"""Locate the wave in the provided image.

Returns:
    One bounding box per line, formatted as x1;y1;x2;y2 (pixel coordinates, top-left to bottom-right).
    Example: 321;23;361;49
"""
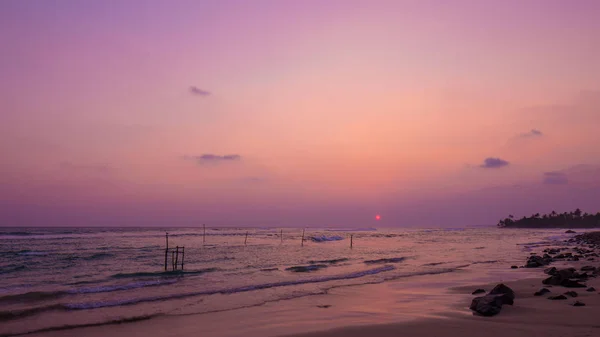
0;265;27;275
471;260;499;265
0;231;34;236
111;268;218;279
83;253;114;261
0;303;68;322
364;257;406;264
0;291;68;304
65;265;395;310
422;262;447;266
17;250;48;256
0;280;178;305
308;258;348;264
0;314;159;337
286;264;328;272
310;235;344;242
72;279;178;294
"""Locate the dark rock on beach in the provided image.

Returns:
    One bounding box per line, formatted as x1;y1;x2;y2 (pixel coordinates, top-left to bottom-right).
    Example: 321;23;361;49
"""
534;288;551;296
565;230;576;233
573;301;585;306
542;268;587;288
564;291;578;297
511;265;518;269
544;267;557;275
525;255;551;268
561;279;587;288
470;284;515;317
548;295;568;300
472;289;486;295
586;287;596;292
581;266;596;272
488;284;516;302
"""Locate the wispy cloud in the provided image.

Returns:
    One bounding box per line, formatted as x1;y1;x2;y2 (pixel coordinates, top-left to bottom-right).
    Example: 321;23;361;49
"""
189;86;211;97
519;129;543;138
184;154;241;164
480;157;510;169
543;172;568;185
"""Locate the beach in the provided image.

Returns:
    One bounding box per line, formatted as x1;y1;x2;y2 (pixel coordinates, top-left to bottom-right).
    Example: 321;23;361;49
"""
2;228;599;337
23;267;600;337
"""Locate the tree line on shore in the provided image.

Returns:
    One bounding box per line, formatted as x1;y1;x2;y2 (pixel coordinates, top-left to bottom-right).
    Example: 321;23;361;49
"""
497;209;600;228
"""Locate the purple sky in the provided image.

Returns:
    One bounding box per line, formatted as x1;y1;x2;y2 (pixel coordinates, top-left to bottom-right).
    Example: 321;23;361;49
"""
1;0;600;227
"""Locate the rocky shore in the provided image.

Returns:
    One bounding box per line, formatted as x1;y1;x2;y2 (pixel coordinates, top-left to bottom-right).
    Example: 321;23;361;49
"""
469;231;600;316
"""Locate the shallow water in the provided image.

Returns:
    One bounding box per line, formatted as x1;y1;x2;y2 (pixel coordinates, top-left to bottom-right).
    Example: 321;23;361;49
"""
0;227;578;336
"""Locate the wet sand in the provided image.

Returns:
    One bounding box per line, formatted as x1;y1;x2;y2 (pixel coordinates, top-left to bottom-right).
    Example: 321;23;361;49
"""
284;276;600;337
23;265;600;337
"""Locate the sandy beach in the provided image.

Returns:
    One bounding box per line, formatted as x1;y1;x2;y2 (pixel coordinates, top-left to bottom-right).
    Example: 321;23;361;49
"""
23;256;600;337
284;276;600;337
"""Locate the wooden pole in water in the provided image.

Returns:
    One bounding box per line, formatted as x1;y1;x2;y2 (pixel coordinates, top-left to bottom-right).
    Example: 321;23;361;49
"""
350;234;353;249
203;224;206;245
301;228;305;247
171;250;175;271
175;246;179;269
181;247;184;270
164;232;169;271
280;229;283;243
244;231;248;245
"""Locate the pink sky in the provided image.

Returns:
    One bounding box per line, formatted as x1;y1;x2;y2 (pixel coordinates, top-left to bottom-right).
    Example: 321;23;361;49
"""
1;0;599;227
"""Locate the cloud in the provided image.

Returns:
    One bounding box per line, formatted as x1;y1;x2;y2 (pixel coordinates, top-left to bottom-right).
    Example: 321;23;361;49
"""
519;129;543;138
189;86;210;97
480;157;510;169
543;172;568;185
184;154;241;164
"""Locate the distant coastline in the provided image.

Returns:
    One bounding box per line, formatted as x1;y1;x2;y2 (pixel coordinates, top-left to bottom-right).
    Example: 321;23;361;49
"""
497;209;600;228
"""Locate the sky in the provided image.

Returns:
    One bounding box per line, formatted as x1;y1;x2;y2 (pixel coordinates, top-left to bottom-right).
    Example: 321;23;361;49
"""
1;0;600;227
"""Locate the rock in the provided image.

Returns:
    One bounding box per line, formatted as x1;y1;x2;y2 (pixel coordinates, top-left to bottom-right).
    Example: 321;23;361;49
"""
586;287;596;292
544;267;557;275
534;288;551;296
511;265;518;269
548;295;568;300
564;291;578;297
581;266;596;272
488;284;516;303
542;268;585;287
472;289;486;295
561;279;587;288
470;295;507;316
526;255;551;268
317;305;331;308
566;230;576;233
573;301;585;307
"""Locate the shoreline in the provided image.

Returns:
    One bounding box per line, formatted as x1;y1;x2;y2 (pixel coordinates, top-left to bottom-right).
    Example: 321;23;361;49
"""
16;231;600;337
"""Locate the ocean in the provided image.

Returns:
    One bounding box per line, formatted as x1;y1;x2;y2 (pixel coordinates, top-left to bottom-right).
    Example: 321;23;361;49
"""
0;227;578;336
